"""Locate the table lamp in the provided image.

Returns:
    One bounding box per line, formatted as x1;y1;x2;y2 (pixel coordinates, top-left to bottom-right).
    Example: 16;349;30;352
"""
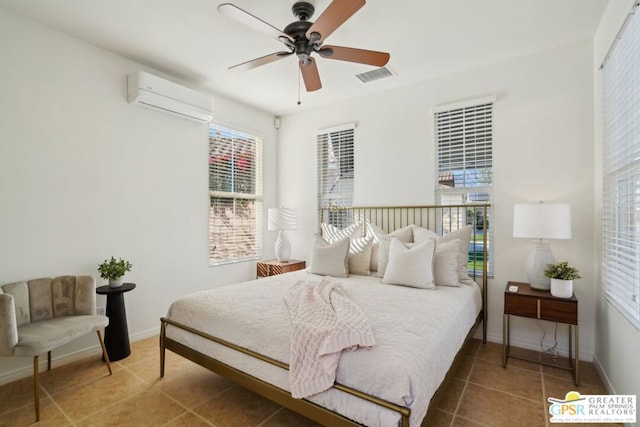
268;208;297;262
513;202;572;290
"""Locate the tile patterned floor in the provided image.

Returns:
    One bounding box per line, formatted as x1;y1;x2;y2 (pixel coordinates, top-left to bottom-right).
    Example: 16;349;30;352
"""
0;337;617;427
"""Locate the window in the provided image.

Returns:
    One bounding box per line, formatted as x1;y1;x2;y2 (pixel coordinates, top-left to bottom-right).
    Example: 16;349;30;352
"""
317;124;355;228
208;124;262;265
434;97;494;275
602;2;640;329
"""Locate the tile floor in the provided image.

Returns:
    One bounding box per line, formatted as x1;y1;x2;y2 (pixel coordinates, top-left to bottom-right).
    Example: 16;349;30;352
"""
0;337;617;427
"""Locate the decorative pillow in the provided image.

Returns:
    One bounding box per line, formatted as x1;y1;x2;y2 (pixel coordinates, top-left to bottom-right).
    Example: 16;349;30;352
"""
365;221;385;241
382;238;436;289
434;239;461;286
439;226;474;285
308;235;350;278
348;236;373;276
370;225;414;275
321;222;363;241
412;226;438;244
373;236;391;278
388;225;414;243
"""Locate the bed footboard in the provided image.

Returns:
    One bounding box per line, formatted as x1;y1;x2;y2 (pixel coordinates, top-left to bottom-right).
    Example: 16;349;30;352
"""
160;317;411;427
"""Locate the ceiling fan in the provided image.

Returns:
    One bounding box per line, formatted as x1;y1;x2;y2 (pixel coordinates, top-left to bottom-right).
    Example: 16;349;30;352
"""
217;0;390;92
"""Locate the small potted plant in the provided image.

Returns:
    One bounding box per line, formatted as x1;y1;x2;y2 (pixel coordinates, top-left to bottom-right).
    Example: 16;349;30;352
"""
98;257;132;288
544;261;581;298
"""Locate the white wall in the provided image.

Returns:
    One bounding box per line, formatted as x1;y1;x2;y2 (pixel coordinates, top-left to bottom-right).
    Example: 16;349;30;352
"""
593;0;640;402
279;41;596;359
0;8;277;382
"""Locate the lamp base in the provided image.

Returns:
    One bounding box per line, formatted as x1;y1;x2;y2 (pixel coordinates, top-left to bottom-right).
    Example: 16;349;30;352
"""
526;239;555;290
275;230;291;262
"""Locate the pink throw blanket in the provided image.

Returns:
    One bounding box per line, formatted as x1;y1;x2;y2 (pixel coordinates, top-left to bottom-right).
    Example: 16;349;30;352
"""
284;277;376;398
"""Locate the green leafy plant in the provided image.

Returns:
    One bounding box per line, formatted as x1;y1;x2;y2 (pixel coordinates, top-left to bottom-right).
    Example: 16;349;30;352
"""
98;257;132;280
544;261;581;280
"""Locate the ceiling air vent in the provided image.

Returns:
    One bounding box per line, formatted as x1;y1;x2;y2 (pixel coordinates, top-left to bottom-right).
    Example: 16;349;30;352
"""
355;66;396;83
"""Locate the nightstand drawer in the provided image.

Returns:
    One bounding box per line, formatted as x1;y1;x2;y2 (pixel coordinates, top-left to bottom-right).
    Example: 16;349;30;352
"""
541;299;577;324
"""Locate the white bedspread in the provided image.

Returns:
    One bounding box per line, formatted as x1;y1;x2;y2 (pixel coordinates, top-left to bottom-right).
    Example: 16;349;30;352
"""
165;271;482;427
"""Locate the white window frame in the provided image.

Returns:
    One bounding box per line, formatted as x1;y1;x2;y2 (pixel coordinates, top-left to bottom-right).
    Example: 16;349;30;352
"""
317;123;355;228
434;97;495;277
208;123;263;265
602;2;640;329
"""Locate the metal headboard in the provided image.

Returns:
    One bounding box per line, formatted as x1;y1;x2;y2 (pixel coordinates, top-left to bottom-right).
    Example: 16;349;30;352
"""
319;203;491;339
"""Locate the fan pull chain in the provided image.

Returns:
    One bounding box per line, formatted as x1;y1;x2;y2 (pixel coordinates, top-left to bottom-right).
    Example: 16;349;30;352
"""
297;66;302;105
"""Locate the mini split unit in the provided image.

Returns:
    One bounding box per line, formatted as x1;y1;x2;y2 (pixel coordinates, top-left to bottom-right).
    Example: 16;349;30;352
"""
127;71;213;124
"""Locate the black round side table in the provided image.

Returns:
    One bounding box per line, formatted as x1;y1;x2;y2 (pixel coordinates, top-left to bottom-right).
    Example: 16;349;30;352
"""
96;283;136;361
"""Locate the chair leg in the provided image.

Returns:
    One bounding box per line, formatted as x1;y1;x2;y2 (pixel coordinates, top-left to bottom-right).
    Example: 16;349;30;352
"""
33;355;40;422
47;351;51;371
97;330;113;375
160;321;166;378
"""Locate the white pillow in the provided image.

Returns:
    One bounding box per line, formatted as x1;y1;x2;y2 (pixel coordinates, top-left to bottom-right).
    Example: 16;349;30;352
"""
321;222;363;241
365;221;385;242
439;226;474;285
308;235;350;278
412;226;438;244
382;238;436;289
373;236;391;278
388;225;414;243
370;225;415;275
348;236;373;276
434;239;461;286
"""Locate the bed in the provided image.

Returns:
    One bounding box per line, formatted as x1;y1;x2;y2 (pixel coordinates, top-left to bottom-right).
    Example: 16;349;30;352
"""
160;204;490;427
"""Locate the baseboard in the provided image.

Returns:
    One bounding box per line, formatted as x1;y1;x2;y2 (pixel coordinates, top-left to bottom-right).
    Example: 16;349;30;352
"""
0;326;161;386
479;331;593;362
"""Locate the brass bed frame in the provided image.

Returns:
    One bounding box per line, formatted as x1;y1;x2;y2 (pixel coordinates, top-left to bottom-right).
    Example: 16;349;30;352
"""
160;204;490;427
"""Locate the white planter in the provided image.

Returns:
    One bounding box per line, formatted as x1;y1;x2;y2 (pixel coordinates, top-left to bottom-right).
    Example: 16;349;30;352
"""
550;278;573;298
109;278;124;288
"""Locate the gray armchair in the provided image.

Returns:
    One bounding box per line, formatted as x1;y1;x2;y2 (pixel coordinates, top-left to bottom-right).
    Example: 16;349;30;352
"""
0;275;112;421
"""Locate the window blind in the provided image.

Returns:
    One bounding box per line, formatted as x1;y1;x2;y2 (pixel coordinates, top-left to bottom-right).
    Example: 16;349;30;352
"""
435;99;494;276
436;102;493;189
602;2;640;329
209;124;263;265
317;125;355;227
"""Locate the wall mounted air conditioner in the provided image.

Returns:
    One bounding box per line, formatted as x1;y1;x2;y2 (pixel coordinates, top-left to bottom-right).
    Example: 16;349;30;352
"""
127;71;213;124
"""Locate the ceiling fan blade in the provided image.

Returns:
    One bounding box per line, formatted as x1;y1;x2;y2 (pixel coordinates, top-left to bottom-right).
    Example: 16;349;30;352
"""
218;3;293;43
229;51;293;72
319;46;390;67
306;0;365;43
299;58;322;92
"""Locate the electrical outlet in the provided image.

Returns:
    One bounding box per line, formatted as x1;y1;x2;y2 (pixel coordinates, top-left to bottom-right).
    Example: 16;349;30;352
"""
97;307;106;316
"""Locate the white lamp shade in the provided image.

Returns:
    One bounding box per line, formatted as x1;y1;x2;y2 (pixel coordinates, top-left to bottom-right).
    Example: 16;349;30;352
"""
268;208;297;231
513;203;572;240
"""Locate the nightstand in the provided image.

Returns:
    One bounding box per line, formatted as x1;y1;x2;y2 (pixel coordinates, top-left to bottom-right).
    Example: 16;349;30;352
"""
257;260;306;278
503;281;579;385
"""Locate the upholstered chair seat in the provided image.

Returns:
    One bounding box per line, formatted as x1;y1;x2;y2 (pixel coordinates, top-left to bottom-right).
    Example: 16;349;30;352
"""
0;275;112;421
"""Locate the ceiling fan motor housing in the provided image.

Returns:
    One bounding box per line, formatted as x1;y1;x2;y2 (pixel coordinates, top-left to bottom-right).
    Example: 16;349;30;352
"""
284;20;314;63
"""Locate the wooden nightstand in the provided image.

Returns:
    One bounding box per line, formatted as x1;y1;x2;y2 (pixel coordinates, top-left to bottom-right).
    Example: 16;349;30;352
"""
503;281;579;385
257;260;306;278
